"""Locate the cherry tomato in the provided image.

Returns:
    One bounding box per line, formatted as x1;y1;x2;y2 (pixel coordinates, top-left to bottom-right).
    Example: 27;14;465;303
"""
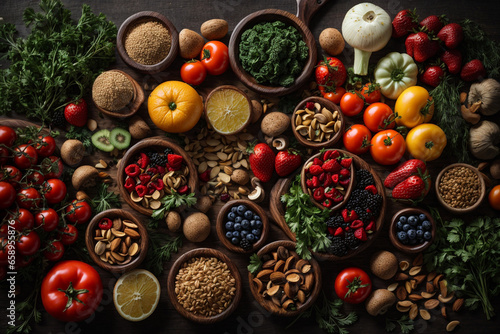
0;147;9;165
370;129;407;165
315;57;347;88
36;208;60;232
363;103;396;133
0;181;16;209
35;135;56;158
43;240;65;262
9;208;35;231
343;124;373;155
0;125;16;146
40;156;63;179
44;179;67;205
321;87;346;105
340;92;365;117
59;224;78;246
489;185;500;210
1;165;22;186
26;170;45;186
180;60;207;85
334;267;372;304
16;230;41;256
359;83;381;104
16;187;42;210
200;41;229;75
14;144;38;169
65;200;92;224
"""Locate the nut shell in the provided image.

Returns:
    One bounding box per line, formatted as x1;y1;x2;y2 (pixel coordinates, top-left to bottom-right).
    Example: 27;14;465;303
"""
370;250;398;280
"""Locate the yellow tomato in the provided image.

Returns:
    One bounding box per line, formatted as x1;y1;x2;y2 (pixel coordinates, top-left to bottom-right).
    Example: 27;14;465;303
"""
406;124;447;161
395;86;434;128
148;81;203;133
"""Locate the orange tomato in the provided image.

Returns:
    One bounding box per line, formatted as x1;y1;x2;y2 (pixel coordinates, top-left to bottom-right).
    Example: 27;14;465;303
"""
370;129;406;165
489;185;500;210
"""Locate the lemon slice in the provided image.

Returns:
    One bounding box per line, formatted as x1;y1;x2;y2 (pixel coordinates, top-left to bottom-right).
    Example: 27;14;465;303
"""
205;86;251;135
113;269;160;322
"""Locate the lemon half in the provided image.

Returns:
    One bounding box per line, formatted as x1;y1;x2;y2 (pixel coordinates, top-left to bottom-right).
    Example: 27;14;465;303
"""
205;86;251;135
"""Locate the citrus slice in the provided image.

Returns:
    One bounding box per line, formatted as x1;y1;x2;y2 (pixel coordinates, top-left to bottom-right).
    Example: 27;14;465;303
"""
113;269;160;322
205;86;251;135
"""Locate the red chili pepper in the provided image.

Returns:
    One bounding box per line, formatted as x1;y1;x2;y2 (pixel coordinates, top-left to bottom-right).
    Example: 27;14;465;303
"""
137;153;150;169
322;199;333;208
313;187;325;202
125;164;140;177
139;173;151;184
135;184;147;197
199;170;211;182
177;185;189;194
152;178;164;191
124;177;136;192
98;218;112;230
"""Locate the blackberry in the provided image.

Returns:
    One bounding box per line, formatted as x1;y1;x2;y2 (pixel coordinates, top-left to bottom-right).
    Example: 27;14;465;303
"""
51;109;66;128
366;193;383;216
345;231;361;249
356;169;374;189
326;215;343;229
150;152;168;167
164;148;173;155
239;238;252;251
354;206;371;222
346;189;367;210
329;236;348;256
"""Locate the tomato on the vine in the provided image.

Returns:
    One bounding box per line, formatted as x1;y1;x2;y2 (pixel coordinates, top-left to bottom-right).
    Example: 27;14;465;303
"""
200;41;229;75
180;60;207;85
0;126;16;146
321;86;346;105
35;135;56;158
0;147;9;165
65;200;92;224
1;165;23;186
36;208;60;232
10;208;35;231
43;240;65;262
334;267;372;304
489;185;500;211
14;144;38;169
17;187;42;210
343;124;372;155
370;129;406;165
16;230;41;256
59;224;78;245
27;170;45;186
44;179;67;205
40;156;63;179
359;82;381;104
0;181;16;209
363;102;396;133
340;92;365;117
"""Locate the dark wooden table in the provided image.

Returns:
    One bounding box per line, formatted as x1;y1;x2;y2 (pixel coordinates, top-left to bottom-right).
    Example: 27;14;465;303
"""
1;0;500;333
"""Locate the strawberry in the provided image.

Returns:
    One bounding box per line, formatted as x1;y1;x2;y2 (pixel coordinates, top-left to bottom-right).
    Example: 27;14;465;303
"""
440;49;462;74
322;159;341;173
64;98;88;127
392;9;419;38
168;154;183;170
405;32;439;63
313;158;324;166
437;23;463;49
350;220;364;229
365;185;377;195
341;209;358;223
309;165;324;176
315;56;347;89
391;175;426;199
275;149;302;177
460;59;487;82
334;227;344;237
384;159;427;188
340;158;352;168
365;221;376;232
339;168;350;179
420;65;445;87
419;15;447;35
331;174;339;184
248;142;275;182
354;228;367;241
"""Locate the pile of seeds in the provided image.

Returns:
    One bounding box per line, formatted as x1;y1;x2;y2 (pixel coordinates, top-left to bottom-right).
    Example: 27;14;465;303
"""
125;20;171;65
438;166;481;208
294;101;342;143
175;256;236;316
92;71;134;111
93;217;141;265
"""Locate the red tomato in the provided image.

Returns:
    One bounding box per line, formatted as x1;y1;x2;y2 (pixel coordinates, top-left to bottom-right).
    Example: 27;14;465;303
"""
14;144;38;169
340;92;365;117
321;87;346;105
59;224;78;246
370;129;407;165
489;185;500;210
363;103;396;133
315;57;347;88
26;170;45;186
65;200;92;224
0;125;16;146
44;179;67;205
36;208;60;232
16;187;42;210
180;60;207;85
41;260;103;322
343;124;373;155
334;267;372;304
200;41;229;75
35;135;56;157
1;165;23;186
0;181;16;209
359;83;381;103
43;241;65;262
0;147;9;165
40;156;63;179
10;208;35;231
16;230;41;256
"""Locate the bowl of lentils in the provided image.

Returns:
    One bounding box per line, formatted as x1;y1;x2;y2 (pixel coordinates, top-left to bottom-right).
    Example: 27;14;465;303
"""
389;208;435;253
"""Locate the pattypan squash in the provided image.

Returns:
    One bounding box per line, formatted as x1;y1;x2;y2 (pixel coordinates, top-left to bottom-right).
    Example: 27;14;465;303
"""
374;52;418;100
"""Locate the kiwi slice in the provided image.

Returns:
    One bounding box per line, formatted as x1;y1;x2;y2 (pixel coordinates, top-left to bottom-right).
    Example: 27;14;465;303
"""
91;129;114;152
110;128;131;150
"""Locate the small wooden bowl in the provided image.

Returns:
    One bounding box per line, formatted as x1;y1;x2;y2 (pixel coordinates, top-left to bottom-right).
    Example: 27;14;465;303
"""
248;240;322;317
435;163;486;214
85;209;148;273
117;137;198;216
389;208;435;253
292;96;344;149
216;199;269;254
167;248;242;324
117;11;179;74
92;70;145;118
300;149;355;212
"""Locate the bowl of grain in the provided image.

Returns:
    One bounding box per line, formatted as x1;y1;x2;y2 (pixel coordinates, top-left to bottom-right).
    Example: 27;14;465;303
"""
167;248;242;324
117;11;179;74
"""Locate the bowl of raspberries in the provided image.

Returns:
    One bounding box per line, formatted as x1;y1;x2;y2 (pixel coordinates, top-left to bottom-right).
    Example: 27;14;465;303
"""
389;208;435;253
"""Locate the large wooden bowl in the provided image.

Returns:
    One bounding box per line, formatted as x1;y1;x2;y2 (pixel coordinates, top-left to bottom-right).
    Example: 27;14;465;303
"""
248;240;322;317
228;0;329;96
167;248;242;324
389;208;436;254
117;137;198;216
117;11;179;74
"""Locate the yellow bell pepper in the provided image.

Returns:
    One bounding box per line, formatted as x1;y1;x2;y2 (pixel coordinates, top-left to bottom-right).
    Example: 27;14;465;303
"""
406;124;447;161
395;86;434;128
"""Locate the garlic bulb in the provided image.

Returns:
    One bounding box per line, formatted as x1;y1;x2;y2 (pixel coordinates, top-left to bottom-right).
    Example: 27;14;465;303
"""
469;120;500;160
468;78;500;116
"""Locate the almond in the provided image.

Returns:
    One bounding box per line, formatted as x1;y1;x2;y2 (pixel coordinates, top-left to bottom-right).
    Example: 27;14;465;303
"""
387;282;398;292
409;294;424;301
441;305;447;318
421;291;436;299
398;300;414;308
427;271;437;282
446;320;460;332
440;279;448;297
412;253;423;266
426;282;435;293
424;299;439;309
409;304;418;320
414;274;426;285
409;266;422;276
396;286;407;300
420;308;431;320
124;227;140;239
452;298;464;312
395;273;409;281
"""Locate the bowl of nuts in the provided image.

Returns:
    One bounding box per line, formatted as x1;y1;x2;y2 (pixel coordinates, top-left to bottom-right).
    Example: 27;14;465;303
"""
389;208;435;253
167;248;242;324
117;137;198;216
248;240;321;316
435;163;486;214
292;96;344;149
85;209;148;273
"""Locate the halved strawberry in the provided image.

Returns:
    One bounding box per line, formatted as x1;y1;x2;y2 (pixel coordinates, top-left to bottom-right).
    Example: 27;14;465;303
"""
137;153;150;169
365;185;377;195
323;159;341;173
339;178;351;186
342;209;358;223
354;228;367;241
168;154;183;170
350;219;364;229
340;158;352;168
309;165;324;176
340;168;351;179
365;221;376;232
334;227;344;237
331;174;339;184
312;176;320;188
313;158;324;166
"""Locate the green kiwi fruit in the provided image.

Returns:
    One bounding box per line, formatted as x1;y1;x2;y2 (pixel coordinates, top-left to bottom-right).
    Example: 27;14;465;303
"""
109;128;131;150
91;129;114;152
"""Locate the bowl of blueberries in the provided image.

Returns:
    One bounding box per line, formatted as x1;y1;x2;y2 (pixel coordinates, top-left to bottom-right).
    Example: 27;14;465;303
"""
216;199;269;253
389;208;435;253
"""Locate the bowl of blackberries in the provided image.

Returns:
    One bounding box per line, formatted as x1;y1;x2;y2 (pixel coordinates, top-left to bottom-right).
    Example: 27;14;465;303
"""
216;199;269;253
389;208;435;253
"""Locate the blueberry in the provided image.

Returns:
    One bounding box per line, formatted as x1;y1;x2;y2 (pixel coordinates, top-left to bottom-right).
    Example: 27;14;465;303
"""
246;234;255;242
234;223;242;231
241;219;249;229
407;229;416;239
234;216;242;224
244;210;254;219
241;230;248;238
237;205;247;215
232;231;240;238
255;220;263;229
403;224;411;231
416;230;424;239
397;231;408;241
249;220;256;228
408;216;418;226
231;206;238;213
227;212;236;221
225;231;233;239
396;221;404;230
418;213;427;221
231;237;240;245
399;216;407;223
253;215;261;221
416;225;423;230
422;220;431;230
424;231;432;240
225;221;234;231
252;229;261;236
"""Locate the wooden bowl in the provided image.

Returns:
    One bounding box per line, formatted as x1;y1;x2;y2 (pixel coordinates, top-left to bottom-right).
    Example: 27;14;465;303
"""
248;240;322;316
300;149;355;212
389;208;435;253
117;11;179;74
167;248;242;324
215;199;269;253
117;137;198;216
228;0;329;96
92;70;145;118
85;209;148;273
292;96;344;149
435;163;486;214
